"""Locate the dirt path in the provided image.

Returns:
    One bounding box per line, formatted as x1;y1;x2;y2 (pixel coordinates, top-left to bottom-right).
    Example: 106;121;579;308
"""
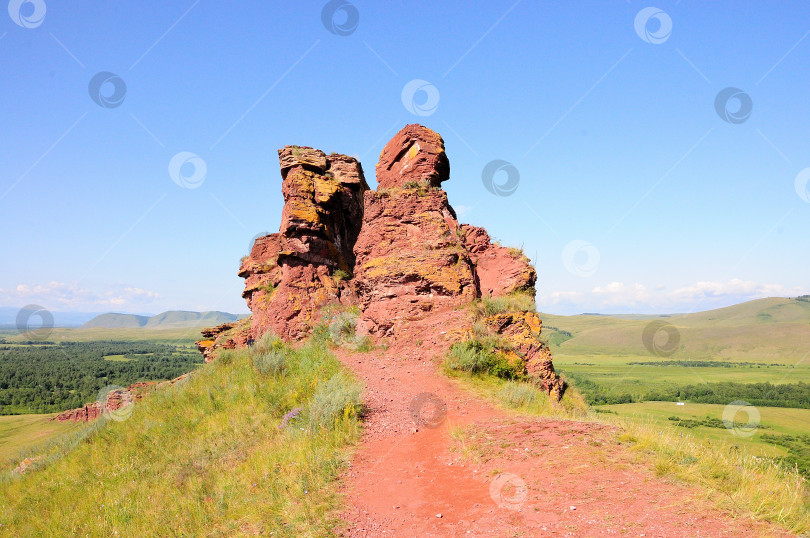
336;324;791;537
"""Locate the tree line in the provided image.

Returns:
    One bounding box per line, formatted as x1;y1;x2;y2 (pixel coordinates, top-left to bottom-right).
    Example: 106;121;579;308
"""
0;341;203;414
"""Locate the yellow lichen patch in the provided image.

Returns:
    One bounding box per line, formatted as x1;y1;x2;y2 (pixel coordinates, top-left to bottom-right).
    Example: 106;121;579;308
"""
197;340;214;348
287;199;322;225
499;349;526;372
523;311;542;334
407;142;420;161
360;254;471;294
314;176;339;204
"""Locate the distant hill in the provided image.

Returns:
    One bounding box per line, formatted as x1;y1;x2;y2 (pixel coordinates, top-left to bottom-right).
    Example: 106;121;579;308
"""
81;311;245;329
0;307;103;328
541;297;810;362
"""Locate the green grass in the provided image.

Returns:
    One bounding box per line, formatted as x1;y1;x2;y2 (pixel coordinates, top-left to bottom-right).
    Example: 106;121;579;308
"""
0;334;363;536
103;354;137;362
470;293;536;319
598;401;810;457
4;326;205;345
0;414;80;469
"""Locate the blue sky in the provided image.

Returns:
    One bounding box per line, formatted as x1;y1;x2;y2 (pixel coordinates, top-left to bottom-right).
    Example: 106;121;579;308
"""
1;0;808;316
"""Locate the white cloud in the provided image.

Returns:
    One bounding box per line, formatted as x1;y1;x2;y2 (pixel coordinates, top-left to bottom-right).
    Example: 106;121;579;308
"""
455;204;474;219
538;278;807;314
0;281;162;311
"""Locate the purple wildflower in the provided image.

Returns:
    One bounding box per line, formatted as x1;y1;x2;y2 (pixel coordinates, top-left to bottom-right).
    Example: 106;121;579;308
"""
279;407;302;429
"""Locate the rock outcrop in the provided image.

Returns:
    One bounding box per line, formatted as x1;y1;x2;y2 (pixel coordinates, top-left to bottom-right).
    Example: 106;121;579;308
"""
460;224;536;296
375;124;450;190
51;375;189;423
237;147;368;340
201;125;565;399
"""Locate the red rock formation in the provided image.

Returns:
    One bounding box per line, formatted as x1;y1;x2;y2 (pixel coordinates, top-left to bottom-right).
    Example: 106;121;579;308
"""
51;375;189;423
237;146;369;340
376;124;450;189
353;171;476;336
461;224;536;296
202;125;565;399
196;320;250;363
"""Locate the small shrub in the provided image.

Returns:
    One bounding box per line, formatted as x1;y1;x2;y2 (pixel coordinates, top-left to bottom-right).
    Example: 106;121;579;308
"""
253;349;286;375
333;269;351;282
217;349;236;365
251;331;283;355
329;311;357;343
306;373;362;428
497;380;544;409
446;340;523;380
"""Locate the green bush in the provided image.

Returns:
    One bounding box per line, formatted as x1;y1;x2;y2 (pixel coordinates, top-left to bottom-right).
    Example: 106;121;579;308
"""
446;339;523;380
328;312;357;343
470;293;536;320
497;380;547;408
253;349;286;375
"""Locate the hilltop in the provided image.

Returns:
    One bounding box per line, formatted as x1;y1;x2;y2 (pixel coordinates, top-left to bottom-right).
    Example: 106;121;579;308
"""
1;126;806;536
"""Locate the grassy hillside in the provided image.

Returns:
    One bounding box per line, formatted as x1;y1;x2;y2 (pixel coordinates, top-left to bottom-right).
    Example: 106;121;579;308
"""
0;334;363;535
542;297;810;363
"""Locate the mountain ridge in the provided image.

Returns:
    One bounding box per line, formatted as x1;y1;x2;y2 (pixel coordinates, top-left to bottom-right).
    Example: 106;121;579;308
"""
80;310;246;329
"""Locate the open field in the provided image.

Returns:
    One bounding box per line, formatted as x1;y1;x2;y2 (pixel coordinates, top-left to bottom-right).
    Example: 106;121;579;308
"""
554;355;810;399
598;401;810;458
541;298;810;404
0;327;204;345
0;414;80;468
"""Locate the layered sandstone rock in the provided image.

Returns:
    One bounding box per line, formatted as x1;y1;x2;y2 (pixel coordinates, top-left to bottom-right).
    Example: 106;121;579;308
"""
352;186;477;336
461;224;537;297
481;311;565;399
238;147;369;340
202;125;565;400
51;375;189;423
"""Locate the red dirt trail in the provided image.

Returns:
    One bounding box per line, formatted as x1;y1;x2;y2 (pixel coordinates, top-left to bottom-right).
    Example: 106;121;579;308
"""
335;318;791;537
